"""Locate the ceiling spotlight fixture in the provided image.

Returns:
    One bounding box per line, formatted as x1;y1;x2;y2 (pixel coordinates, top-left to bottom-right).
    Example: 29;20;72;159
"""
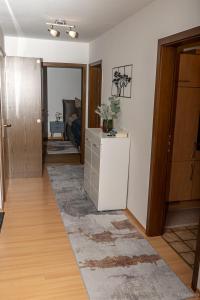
67;26;78;39
46;20;78;39
48;25;60;37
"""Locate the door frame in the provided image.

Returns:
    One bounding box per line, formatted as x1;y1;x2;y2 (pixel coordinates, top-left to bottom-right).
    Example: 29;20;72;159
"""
88;60;102;128
146;26;200;237
146;27;200;291
42;62;87;164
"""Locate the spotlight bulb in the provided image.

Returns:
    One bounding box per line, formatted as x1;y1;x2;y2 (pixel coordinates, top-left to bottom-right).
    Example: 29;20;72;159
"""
48;26;60;37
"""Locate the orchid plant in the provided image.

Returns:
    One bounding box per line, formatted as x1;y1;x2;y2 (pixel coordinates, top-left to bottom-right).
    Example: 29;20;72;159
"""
95;96;120;120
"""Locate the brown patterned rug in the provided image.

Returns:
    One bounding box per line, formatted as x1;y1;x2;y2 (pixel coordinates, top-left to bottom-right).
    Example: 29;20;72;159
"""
48;165;194;300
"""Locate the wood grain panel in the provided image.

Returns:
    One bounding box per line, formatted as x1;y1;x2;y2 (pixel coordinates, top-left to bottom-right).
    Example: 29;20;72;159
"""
179;53;200;86
0;48;9;208
169;161;193;201
172;87;200;162
5;57;42;178
146;46;178;235
88;62;102;128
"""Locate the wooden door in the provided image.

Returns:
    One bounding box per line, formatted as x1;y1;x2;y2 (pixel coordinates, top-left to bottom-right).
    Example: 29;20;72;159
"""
169;161;193;201
6;57;42;178
178;53;200;87
169;52;200;202
0;48;7;209
172;87;200;162
88;62;102;128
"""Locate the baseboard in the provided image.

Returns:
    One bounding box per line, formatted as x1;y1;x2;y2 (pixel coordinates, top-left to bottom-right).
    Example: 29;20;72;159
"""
125;209;146;235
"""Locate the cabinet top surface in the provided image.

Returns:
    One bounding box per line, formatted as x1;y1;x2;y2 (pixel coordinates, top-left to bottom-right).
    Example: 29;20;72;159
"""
86;128;129;140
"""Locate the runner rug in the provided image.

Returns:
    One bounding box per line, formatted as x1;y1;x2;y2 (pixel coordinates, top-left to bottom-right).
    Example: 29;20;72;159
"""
47;165;194;300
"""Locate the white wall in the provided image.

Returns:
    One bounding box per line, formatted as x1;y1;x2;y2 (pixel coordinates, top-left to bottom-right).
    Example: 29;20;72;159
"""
4;36;89;64
89;0;200;228
47;67;82;135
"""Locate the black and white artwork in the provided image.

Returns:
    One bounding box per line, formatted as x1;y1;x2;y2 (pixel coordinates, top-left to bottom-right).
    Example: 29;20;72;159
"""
112;64;132;98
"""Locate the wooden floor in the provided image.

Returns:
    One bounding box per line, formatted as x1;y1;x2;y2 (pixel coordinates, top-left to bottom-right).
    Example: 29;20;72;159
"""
0;169;199;300
0;169;88;300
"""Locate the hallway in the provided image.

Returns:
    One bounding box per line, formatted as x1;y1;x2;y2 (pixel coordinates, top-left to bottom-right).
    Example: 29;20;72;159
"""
0;167;198;299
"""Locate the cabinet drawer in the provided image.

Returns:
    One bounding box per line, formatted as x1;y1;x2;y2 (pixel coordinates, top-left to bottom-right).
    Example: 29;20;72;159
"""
92;151;100;172
91;140;101;156
90;186;99;208
91;169;99;191
85;145;91;164
85;136;91;146
84;178;90;195
84;162;90;180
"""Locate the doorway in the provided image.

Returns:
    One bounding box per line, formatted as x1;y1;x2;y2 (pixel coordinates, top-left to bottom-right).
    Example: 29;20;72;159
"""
88;61;102;128
146;26;200;290
42;62;86;164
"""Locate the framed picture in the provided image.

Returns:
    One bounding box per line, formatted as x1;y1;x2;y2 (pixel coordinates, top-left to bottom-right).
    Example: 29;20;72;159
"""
112;64;133;98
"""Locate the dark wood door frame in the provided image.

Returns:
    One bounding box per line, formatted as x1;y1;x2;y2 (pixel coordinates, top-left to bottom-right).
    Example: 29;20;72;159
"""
146;26;200;291
146;26;200;236
42;62;87;164
88;60;102;128
192;217;200;291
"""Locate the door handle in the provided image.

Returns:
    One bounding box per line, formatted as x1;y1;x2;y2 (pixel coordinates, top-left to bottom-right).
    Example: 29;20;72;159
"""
3;124;12;128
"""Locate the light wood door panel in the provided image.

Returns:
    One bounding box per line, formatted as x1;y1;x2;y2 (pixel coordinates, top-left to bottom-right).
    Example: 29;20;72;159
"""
172;87;200;162
6;57;42;178
192;161;200;200
0;48;7;208
169;161;193;202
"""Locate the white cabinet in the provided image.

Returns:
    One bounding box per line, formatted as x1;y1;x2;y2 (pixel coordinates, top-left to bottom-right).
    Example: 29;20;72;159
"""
84;128;130;211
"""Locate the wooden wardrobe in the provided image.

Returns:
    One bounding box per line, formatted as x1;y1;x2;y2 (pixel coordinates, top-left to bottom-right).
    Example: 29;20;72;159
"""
169;52;200;203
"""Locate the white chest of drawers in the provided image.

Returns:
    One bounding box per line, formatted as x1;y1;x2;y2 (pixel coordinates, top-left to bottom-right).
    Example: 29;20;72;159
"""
84;128;130;211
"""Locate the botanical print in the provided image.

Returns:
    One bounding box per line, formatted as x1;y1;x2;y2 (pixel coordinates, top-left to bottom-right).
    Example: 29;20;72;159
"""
112;65;132;98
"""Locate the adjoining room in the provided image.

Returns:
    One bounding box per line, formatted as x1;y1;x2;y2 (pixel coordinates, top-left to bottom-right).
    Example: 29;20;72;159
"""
42;63;86;164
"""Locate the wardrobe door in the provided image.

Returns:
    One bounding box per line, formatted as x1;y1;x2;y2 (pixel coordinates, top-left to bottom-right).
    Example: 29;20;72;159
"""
178;53;200;86
172;87;200;162
6;57;42;178
169;161;193;202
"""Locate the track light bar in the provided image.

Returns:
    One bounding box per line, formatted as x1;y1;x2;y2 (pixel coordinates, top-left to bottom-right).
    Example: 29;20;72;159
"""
46;20;78;38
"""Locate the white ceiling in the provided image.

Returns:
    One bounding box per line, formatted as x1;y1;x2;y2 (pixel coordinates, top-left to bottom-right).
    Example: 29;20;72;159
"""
0;0;154;42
